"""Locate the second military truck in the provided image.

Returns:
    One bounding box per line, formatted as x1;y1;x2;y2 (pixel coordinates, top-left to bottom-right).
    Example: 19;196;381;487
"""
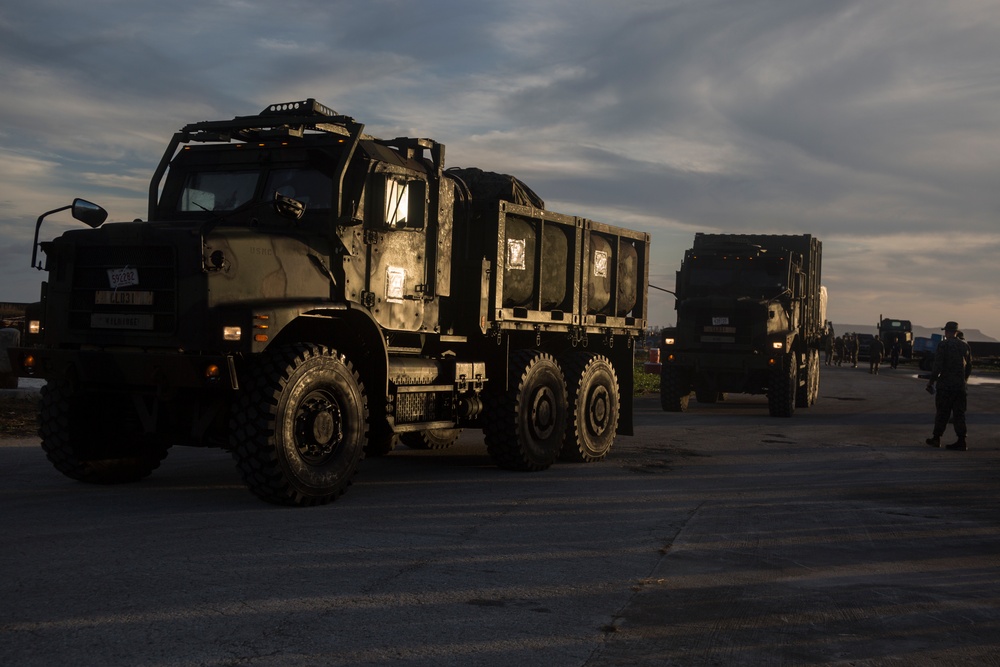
11;99;649;506
659;233;824;417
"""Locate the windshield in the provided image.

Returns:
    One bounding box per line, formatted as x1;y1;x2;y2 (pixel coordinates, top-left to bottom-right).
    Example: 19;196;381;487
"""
686;258;788;298
174;167;332;215
179;171;258;212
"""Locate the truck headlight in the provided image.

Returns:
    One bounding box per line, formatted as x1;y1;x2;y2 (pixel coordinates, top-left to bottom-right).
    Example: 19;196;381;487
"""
28;320;41;335
772;341;784;350
223;326;242;341
663;337;675;345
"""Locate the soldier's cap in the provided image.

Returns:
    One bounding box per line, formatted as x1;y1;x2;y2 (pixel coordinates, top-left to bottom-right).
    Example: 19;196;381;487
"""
942;321;959;332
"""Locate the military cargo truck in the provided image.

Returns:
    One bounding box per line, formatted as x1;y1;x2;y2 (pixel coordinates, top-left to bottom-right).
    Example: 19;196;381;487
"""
659;233;823;417
10;99;649;506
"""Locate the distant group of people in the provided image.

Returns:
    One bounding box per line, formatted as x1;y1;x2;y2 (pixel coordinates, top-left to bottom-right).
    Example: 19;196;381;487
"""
824;329;860;368
820;319;973;452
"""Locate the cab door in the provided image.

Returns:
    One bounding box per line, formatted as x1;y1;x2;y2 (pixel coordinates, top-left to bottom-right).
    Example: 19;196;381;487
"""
365;174;428;332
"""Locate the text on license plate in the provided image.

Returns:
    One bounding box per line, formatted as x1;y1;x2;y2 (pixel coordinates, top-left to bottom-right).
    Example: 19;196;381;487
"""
91;313;155;330
95;290;154;306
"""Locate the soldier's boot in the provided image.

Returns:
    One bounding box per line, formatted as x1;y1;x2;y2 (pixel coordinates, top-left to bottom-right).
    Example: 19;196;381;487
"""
925;435;941;448
945;437;968;451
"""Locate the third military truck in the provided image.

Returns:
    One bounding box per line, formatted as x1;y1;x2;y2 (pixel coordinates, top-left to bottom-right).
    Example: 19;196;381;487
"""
659;233;824;417
10;99;649;506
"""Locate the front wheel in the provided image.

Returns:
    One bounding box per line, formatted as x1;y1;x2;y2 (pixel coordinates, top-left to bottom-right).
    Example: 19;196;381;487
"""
768;354;797;418
660;366;691;412
39;379;170;484
230;344;368;506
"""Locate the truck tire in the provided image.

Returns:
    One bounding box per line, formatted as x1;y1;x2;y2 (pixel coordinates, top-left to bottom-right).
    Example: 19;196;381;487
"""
484;350;567;471
559;352;619;462
768;354;797;417
809;349;821;405
39;379;170;484
230;344;367;506
659;366;690;412
400;428;462;450
796;349;820;408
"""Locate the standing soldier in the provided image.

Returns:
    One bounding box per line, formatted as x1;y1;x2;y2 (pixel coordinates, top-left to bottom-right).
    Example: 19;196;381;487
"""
925;321;973;451
890;338;901;369
850;334;860;368
869;335;885;375
824;325;835;366
835;335;845;366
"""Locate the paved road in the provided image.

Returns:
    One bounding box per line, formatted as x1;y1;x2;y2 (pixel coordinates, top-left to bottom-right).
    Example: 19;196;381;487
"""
1;364;997;666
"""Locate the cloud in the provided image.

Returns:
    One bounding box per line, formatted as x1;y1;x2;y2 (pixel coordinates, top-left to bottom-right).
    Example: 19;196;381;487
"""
1;0;999;336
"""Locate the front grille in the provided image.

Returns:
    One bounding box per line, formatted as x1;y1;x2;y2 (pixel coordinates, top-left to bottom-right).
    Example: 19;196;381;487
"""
68;245;178;335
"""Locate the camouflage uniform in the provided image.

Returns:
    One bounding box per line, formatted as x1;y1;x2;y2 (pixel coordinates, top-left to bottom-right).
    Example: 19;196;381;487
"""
868;336;885;375
926;322;972;450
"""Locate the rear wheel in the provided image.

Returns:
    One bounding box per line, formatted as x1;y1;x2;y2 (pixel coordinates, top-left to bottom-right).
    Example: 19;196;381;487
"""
400;428;462;450
659;366;690;412
39;379;170;484
230;344;367;506
484;350;567;471
560;352;619;462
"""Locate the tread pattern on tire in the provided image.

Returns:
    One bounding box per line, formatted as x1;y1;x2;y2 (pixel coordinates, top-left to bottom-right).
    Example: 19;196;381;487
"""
230;343;367;506
484;349;567;471
768;354;796;418
560;352;619;463
660;366;690;412
39;380;169;484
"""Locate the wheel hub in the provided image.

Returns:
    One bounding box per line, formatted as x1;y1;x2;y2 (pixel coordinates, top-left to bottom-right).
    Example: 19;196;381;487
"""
529;386;557;440
295;392;343;463
587;386;610;436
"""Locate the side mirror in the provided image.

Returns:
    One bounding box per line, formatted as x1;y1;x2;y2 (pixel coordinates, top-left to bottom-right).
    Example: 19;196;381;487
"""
72;198;109;228
32;199;109;270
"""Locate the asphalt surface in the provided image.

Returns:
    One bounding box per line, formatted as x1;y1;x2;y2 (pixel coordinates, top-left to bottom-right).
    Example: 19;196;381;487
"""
1;364;998;666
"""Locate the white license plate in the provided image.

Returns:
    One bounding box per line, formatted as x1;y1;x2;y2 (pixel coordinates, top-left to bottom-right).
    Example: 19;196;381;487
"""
91;313;155;330
712;317;730;326
107;266;139;289
95;290;154;306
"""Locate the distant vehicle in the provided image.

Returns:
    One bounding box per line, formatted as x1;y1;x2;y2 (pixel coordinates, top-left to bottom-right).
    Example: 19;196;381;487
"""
855;333;875;361
878;316;913;358
659;233;825;417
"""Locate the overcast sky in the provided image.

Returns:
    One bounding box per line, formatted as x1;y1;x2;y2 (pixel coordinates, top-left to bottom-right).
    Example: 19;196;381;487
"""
2;0;999;338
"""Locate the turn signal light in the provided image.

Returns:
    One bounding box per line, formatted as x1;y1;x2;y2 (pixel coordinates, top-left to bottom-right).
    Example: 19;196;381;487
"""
205;364;222;381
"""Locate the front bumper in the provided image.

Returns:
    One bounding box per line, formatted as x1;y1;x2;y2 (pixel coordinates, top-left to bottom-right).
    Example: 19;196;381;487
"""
8;347;238;391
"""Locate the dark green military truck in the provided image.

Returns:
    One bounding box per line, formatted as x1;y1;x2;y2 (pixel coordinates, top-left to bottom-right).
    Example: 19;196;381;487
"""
659;233;824;417
10;99;649;505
